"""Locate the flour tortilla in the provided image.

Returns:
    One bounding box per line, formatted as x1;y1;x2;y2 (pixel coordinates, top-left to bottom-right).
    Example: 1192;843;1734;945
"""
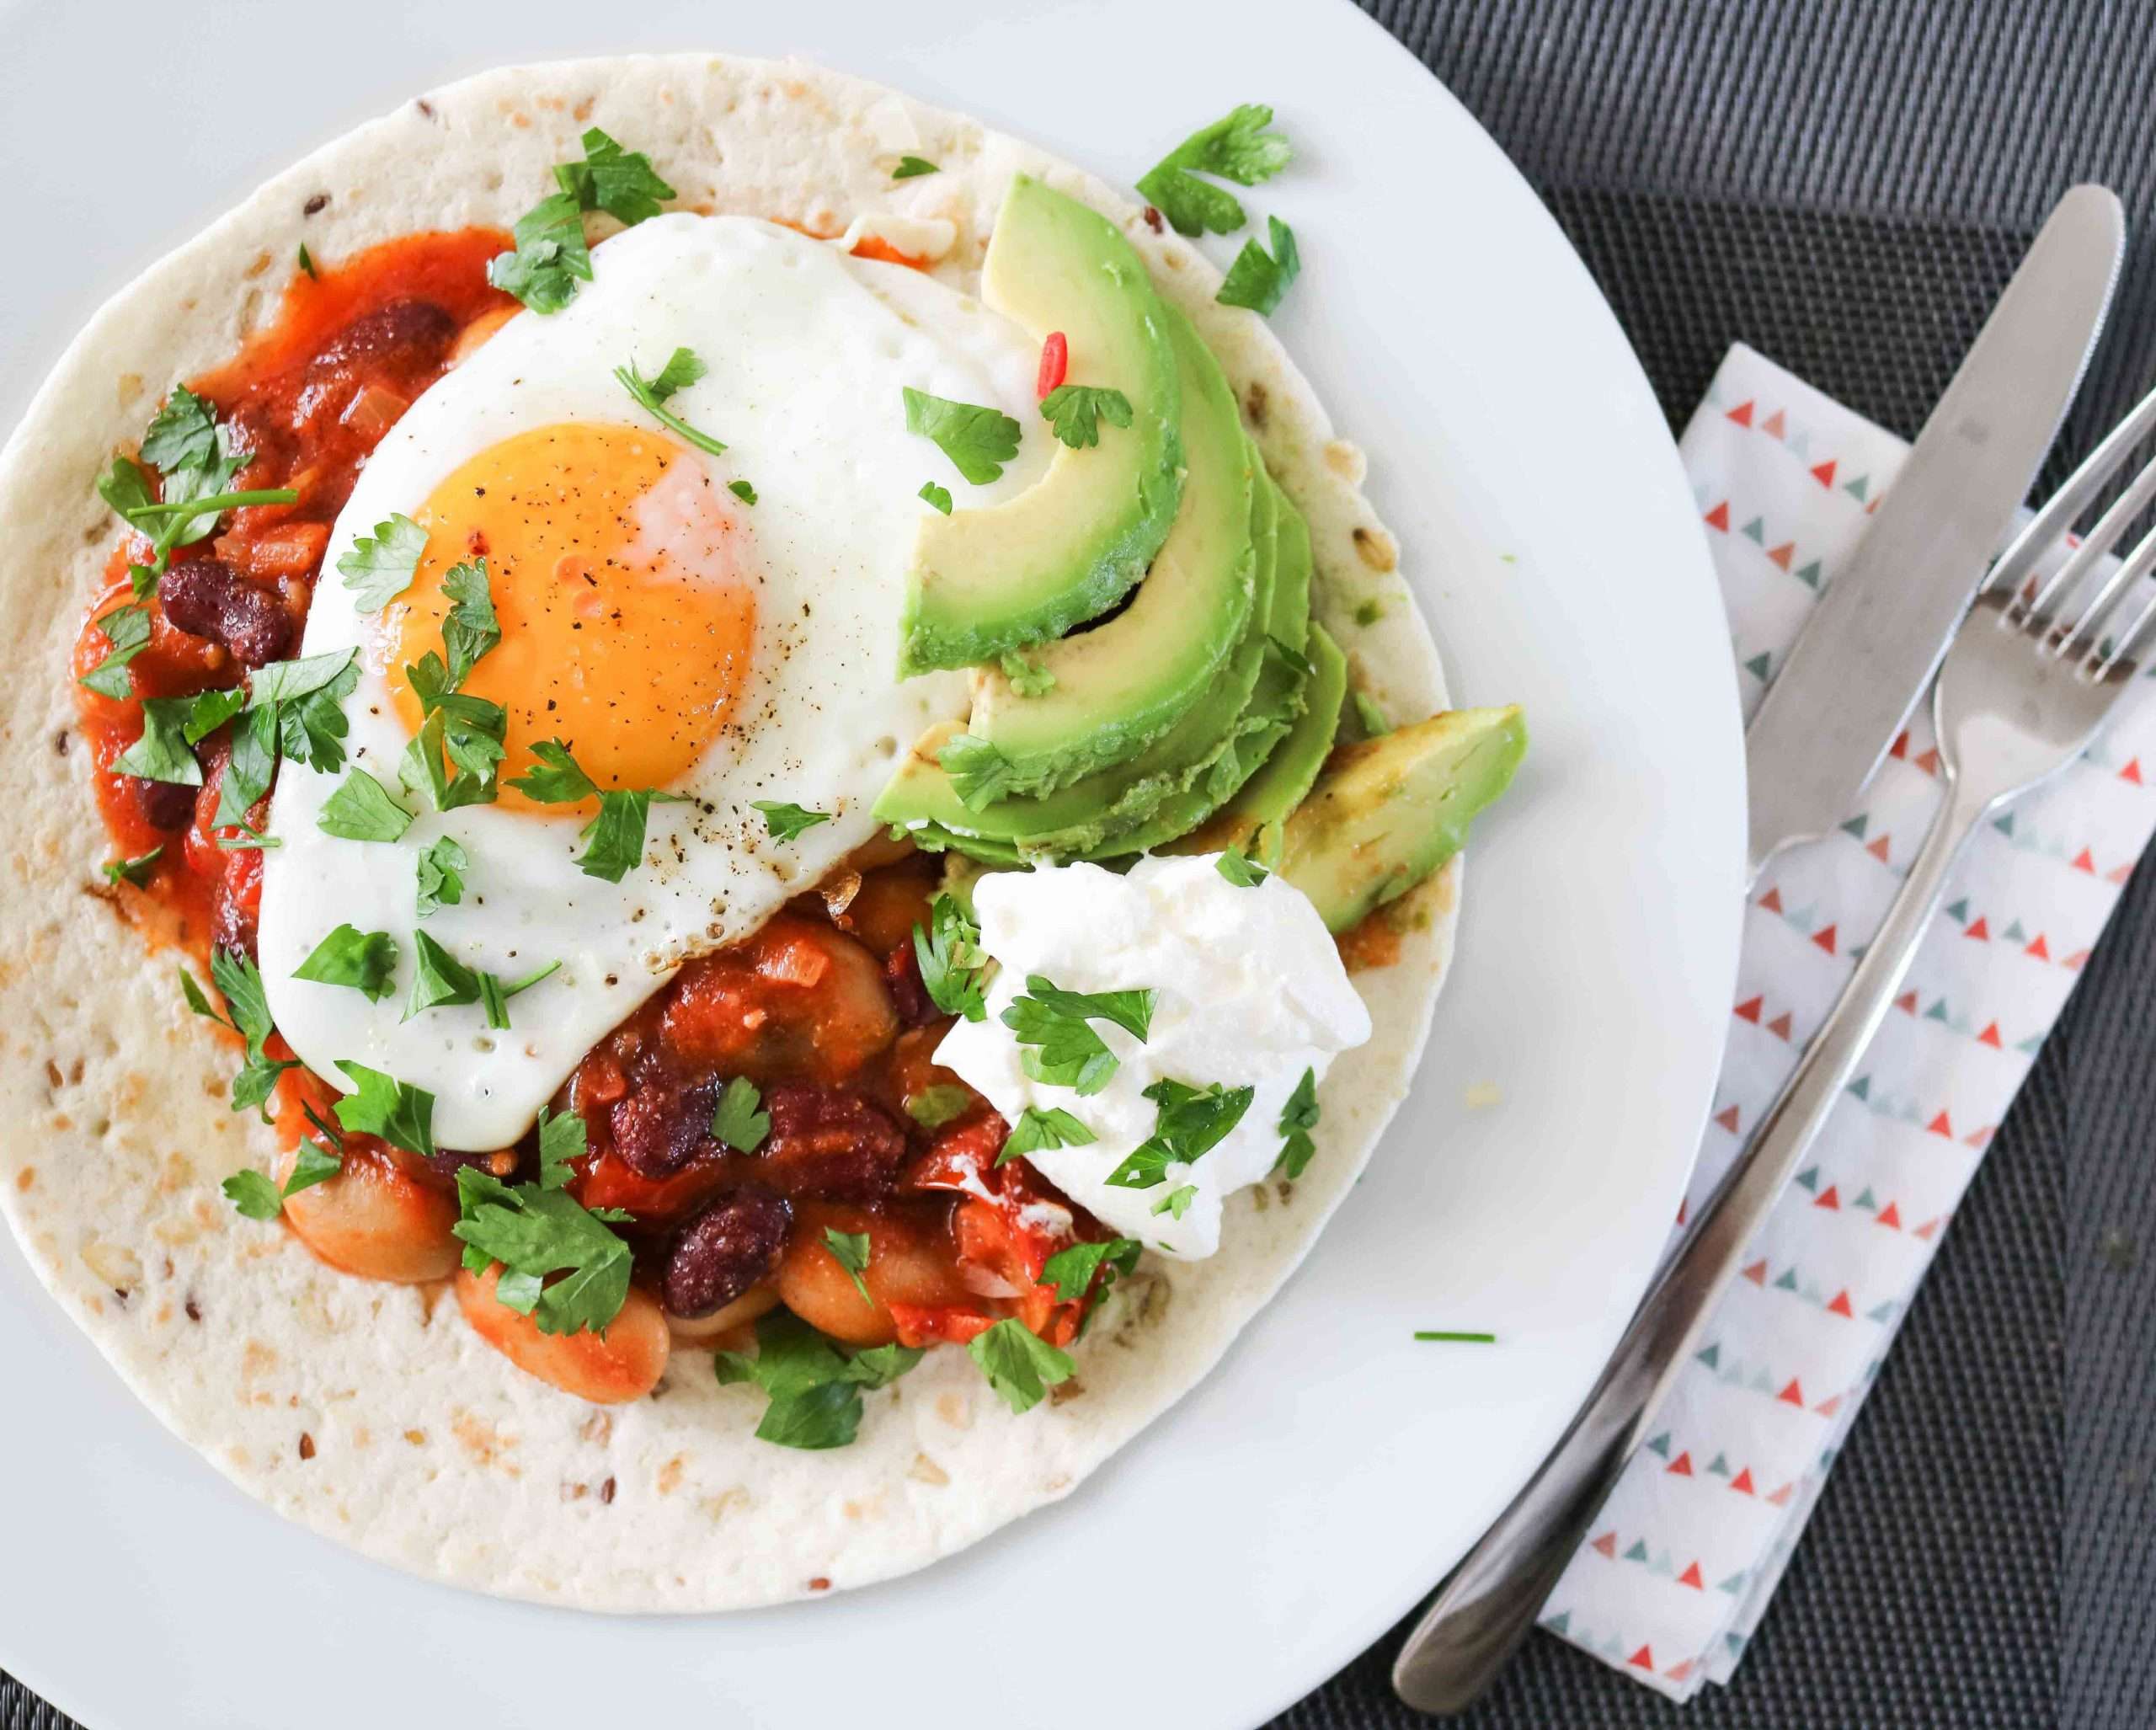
0;55;1455;1611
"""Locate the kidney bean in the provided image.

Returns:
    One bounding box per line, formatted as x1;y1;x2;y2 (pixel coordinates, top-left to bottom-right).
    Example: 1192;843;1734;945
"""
883;941;933;1028
661;1191;791;1318
758;1085;908;1202
610;1074;719;1179
131;775;198;832
160;558;292;667
306;298;456;384
425;1145;524;1187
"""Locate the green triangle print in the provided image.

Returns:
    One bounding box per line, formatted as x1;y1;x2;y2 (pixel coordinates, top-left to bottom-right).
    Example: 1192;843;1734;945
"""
1848;1075;1872;1102
1795;559;1822;589
1924;999;1951;1023
1742;516;1766;544
2004;919;2027;942
1695;1342;1721;1370
1993;814;2015;837
2017;1033;2046;1055
1844;473;1871;501
1796;1165;1821;1189
1707;1452;1732;1476
1774;1268;1799;1290
1841;814;1869;839
1545;1610;1572;1637
1852;1187;1877;1210
1945;898;1969;923
1646;1431;1672;1458
1867;1300;1897;1322
1718;1570;1748;1594
1744;651;1772;681
1625;1539;1650;1562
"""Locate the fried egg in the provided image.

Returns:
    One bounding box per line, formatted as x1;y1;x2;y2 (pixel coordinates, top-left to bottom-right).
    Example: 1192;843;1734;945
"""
258;215;1048;1151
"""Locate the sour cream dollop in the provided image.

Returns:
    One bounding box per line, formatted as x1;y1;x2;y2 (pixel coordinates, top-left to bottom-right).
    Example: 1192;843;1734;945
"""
935;855;1372;1258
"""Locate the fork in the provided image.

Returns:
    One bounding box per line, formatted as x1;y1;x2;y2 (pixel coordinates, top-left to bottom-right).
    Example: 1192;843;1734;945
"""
1391;382;2156;1714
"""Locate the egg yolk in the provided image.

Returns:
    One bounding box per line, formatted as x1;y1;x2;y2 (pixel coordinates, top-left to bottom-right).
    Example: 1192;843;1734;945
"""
387;424;755;811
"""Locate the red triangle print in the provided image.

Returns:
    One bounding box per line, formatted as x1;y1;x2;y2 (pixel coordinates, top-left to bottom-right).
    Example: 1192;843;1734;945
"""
1966;916;1989;941
2122;758;2143;785
1895;990;1919;1014
1777;1378;1805;1406
1734;995;1763;1023
1914;1216;1942;1241
1591;1530;1619;1558
1812;924;1838;954
2026;933;2051;960
1965;1125;1994;1149
1758;884;1785;913
1767;542;1796;570
1714;1104;1741;1133
1628;1644;1656;1670
1767;1011;1794;1041
1889;729;1910;760
1668;1450;1694;1476
1742;1259;1769;1285
1666;1658;1698;1683
1676;1197;1689;1227
1876;1201;1903;1230
1766;1482;1796;1507
1928;1110;1954;1138
1677;1561;1705;1590
1811;459;1838;488
1977;1023;2002;1048
1814;1393;1844;1418
1827;1289;1854;1317
1867;835;1892;862
1815;1185;1841;1209
1730;1467;1757;1495
1761;408;1787;439
1726;399;1756;427
1914;747;1941;775
1705;500;1732;531
2066;949;2091;971
2073;847;2096;873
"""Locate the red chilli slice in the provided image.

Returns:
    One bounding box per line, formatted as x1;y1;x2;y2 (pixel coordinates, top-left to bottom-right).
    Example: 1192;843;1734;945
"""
1037;331;1068;398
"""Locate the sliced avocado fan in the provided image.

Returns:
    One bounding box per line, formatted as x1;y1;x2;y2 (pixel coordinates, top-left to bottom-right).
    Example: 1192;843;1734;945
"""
899;176;1182;675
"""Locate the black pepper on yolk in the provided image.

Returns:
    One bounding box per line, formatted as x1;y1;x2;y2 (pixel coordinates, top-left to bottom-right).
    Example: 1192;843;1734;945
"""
385;423;756;811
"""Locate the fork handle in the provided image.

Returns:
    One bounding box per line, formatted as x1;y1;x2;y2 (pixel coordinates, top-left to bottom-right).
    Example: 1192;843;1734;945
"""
1391;767;1995;1714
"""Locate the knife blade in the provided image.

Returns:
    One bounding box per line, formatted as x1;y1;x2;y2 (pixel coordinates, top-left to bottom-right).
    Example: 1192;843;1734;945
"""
1744;184;2124;880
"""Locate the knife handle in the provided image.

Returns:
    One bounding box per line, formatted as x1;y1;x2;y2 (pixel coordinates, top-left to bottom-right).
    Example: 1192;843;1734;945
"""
1392;768;1993;1714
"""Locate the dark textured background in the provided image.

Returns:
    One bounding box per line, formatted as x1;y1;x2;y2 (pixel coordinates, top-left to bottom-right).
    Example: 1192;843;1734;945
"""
7;3;2151;1725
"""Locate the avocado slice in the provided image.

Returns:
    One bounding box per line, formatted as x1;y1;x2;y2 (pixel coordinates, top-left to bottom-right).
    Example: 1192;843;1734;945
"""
966;303;1258;792
875;463;1280;857
899;177;1182;675
1169;618;1347;859
1276;706;1528;932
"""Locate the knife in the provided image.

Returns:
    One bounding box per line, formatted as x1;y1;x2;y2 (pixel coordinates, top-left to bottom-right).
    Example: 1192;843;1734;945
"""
1392;182;2126;1717
1746;183;2126;880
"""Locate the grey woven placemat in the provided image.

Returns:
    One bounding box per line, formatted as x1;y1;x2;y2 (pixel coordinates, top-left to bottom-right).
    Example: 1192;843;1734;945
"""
8;4;2149;1726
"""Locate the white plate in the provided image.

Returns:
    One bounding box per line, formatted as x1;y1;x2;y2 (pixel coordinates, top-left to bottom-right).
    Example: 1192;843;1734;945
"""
0;3;1744;1725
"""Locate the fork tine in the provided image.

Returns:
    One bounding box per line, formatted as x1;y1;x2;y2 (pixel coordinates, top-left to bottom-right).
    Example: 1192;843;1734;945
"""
2081;522;2156;676
1995;380;2156;616
2056;458;2156;661
2025;452;2156;623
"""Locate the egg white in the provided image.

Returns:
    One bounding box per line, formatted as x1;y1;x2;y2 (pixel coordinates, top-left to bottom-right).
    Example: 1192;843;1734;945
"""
258;215;1046;1150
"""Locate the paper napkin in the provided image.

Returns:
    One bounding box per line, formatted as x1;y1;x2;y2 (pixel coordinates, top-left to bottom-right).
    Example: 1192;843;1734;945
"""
1539;343;2156;1700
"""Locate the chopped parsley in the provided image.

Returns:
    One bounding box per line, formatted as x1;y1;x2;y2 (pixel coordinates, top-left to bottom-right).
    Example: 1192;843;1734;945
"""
750;799;830;843
918;480;953;515
488;127;676;313
100;385;291;568
1107;1077;1255;1188
728;479;757;505
333;1060;435;1160
180;949;296;1121
536;1105;586;1187
79;604;151;699
400;696;507;814
615;346;728;457
937;731;1016;809
292;923;399;1002
100;846;163;888
285;1137;343;1198
296;242;317;280
221;1170;284;1221
1217;215;1300;316
912;893;989;1022
338;513;429;613
1038;1236;1142;1303
905;1084;975;1129
712;1076;771;1153
206;650;361;836
892;155;940;179
1151;1183;1198;1220
1353;597;1384;627
440;557;500;688
507;738;684;883
1415;1330;1498;1343
999;650;1055;697
1039;384;1133;451
1002;974;1155;1095
552;126;677;226
1216;846;1268;888
903;387;1022;484
1267;633;1316;681
416;836;468;917
112;696;204;786
404;929;556;1029
999;1104;1096;1165
714;1310;923;1450
1135;103;1293;237
453;1166;634;1338
967;1316;1075;1415
823;1227;874;1305
1353;691;1391;738
318;770;414;842
1274;1066;1320;1177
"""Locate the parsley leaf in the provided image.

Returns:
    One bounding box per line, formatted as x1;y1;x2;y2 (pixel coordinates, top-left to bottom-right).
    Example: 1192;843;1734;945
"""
1107;1077;1256;1188
440;557;500;689
966;1316;1075;1415
1217;846;1268;888
552;126;676;227
1001;974;1155;1097
713;1310;923;1450
416;836;468;917
293;924;398;1001
1414;1329;1498;1343
1216;215;1300;316
182;686;248;742
296;242;317;280
918;480;953;514
505;737;595;802
1135;103;1293;237
452;1166;634;1338
1152;1183;1198;1219
937;731;1016;809
182;949;296;1121
892;156;940;179
1039;384;1134;451
318;770;413;842
333;1060;435;1160
139;385;222;478
286;1137;343;1198
903;387;1022;484
912;894;988;1022
80;604;152;698
1274;1066;1321;1179
1015;977;1155;1041
616;350;727;456
712;1076;771;1153
536;1106;586;1189
222;1170;283;1221
338;514;429;613
487;191;592;313
405;929;555;1029
112;697;203;785
823;1227;873;1305
508;738;681;882
999;649;1055;697
1353;690;1391;738
750;799;830;843
999;1104;1096;1165
400;690;507;813
1038;1236;1143;1304
728;479;757;505
100;846;163;887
